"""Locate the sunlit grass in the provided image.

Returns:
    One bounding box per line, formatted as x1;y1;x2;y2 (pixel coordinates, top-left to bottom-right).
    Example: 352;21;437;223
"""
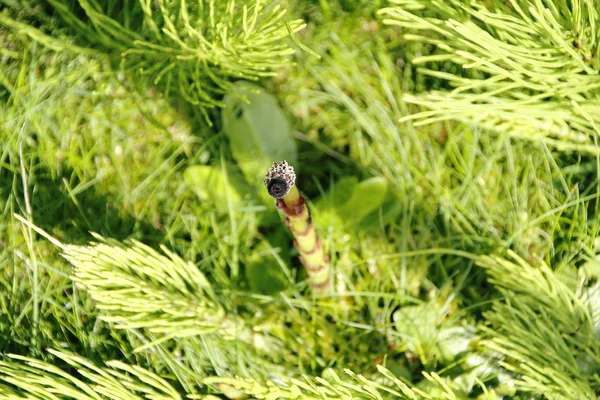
1;0;599;398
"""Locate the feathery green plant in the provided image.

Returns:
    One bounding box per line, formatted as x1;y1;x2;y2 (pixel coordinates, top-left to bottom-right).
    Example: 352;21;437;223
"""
1;0;305;122
55;0;305;122
0;346;462;399
378;0;600;154
478;251;600;398
63;234;245;346
0;349;183;399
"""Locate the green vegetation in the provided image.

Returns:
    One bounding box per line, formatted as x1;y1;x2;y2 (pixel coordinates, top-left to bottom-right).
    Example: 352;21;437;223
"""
1;0;599;398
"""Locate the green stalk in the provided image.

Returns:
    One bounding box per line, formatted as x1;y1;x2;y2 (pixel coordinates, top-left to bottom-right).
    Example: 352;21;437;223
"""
264;161;330;293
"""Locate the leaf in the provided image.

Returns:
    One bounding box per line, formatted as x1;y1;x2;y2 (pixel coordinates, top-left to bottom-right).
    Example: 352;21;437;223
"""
312;176;389;228
184;165;252;204
337;177;388;225
222;81;297;203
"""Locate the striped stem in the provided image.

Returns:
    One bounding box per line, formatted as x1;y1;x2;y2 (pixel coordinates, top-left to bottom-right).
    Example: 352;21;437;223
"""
264;161;330;293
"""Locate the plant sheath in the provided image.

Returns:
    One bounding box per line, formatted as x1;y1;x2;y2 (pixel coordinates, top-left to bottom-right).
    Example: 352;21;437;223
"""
264;161;330;293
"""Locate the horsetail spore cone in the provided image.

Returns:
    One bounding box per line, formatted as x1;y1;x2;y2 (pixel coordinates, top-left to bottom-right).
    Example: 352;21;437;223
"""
264;161;330;293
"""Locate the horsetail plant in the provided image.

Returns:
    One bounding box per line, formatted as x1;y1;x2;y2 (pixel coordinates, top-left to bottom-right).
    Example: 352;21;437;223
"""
264;161;331;293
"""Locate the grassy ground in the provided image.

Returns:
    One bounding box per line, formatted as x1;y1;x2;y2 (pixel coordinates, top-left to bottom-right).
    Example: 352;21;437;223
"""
1;1;600;399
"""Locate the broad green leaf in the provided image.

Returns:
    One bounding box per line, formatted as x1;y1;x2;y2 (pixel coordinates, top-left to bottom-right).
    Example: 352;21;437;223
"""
184;165;251;204
337;177;388;225
222;81;297;204
313;176;389;228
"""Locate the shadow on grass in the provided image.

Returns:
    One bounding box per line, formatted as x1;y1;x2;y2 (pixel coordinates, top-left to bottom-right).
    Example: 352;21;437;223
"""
0;164;165;246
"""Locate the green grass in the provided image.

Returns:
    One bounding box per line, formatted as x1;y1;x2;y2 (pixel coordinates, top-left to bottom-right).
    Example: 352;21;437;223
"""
1;0;600;399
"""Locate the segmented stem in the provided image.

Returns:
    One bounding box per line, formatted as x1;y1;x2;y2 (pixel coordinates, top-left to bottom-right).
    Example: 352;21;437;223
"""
264;161;330;293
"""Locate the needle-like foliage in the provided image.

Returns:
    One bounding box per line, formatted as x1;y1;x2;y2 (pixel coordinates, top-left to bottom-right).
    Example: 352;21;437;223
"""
63;235;246;345
379;0;600;154
2;0;305;122
0;349;182;399
478;251;600;398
